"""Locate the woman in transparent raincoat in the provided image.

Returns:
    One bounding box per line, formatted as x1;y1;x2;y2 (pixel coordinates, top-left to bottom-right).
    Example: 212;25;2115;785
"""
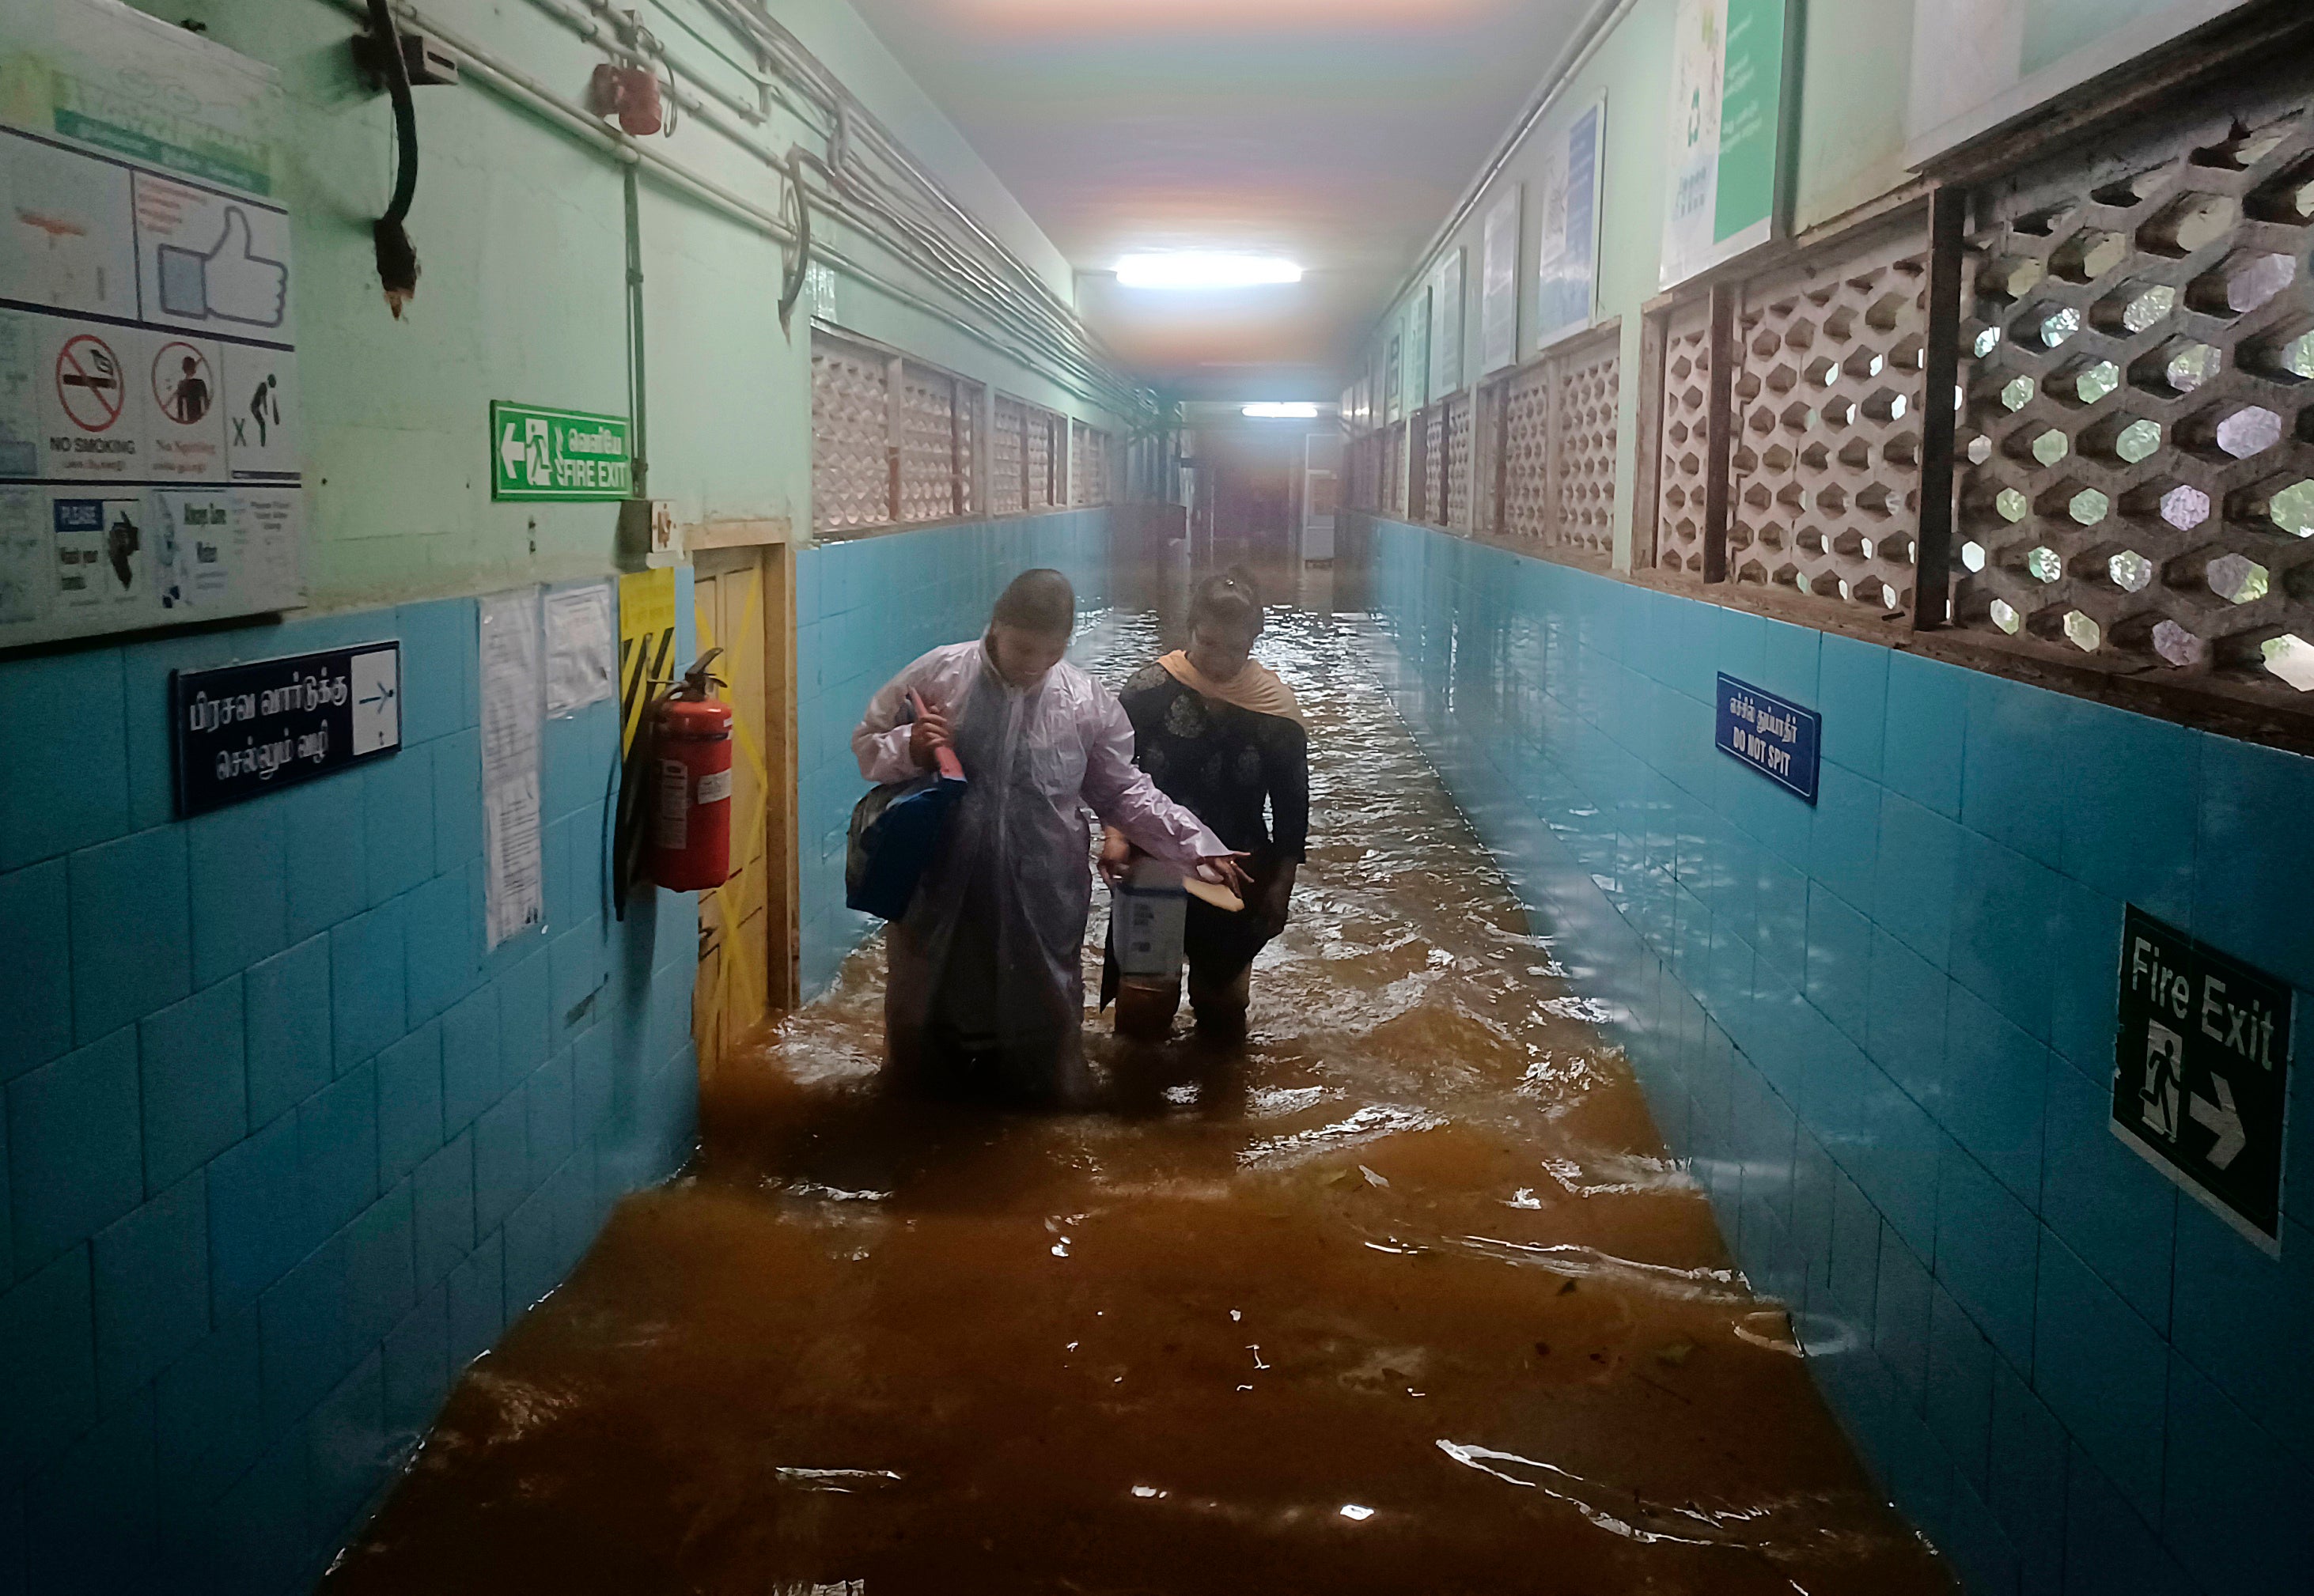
853;570;1243;1105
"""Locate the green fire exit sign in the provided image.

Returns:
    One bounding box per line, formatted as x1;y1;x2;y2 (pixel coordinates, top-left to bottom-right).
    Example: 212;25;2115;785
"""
489;402;633;501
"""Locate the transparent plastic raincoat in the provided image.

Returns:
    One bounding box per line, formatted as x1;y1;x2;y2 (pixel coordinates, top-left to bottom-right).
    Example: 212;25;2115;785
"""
854;640;1225;1102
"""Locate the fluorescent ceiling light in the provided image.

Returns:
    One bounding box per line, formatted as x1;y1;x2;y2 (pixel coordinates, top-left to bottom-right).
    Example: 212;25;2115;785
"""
1115;252;1302;289
1242;403;1319;418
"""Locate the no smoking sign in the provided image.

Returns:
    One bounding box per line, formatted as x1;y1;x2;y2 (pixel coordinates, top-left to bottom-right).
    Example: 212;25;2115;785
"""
56;332;125;431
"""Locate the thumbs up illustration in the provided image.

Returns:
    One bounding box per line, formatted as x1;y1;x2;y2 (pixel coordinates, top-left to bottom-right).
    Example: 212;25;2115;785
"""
156;206;289;328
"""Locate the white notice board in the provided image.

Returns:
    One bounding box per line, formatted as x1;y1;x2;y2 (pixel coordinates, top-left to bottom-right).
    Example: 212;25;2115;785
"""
0;0;305;648
1906;0;2259;165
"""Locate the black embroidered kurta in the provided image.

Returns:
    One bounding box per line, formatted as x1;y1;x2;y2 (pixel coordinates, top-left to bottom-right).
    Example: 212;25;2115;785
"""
1102;663;1310;1000
1116;664;1309;867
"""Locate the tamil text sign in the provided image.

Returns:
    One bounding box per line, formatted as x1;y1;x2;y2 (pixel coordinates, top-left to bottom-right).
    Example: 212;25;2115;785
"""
171;641;400;816
1714;673;1820;803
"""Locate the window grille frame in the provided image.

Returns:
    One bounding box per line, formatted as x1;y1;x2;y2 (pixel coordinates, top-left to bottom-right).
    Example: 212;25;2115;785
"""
1551;331;1622;560
1345;431;1380;512
1620;43;2314;742
991;395;1027;517
1023;402;1058;511
1689;211;1939;612
1069;418;1115;507
812;324;1100;541
1424;404;1449;525
812;326;987;538
1953;91;2314;697
1473;376;1505;534
809;327;897;537
1443;391;1474;531
1407;407;1433;524
1466;321;1623;566
897;357;976;525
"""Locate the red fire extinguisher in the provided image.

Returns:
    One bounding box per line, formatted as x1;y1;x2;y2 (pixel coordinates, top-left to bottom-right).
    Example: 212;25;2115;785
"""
650;649;732;891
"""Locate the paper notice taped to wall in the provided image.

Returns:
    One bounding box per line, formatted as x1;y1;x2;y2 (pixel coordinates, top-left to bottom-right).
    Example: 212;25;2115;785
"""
544;581;614;718
479;588;544;947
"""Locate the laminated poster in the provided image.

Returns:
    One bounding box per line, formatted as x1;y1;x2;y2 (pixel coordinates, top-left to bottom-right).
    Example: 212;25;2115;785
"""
0;0;306;646
1405;289;1431;416
1659;0;1791;289
1429;249;1464;399
1479;187;1521;376
1535;97;1606;350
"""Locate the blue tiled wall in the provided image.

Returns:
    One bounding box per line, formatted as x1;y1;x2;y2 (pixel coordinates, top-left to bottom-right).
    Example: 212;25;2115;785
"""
793;509;1114;996
1354;516;2312;1596
0;584;702;1594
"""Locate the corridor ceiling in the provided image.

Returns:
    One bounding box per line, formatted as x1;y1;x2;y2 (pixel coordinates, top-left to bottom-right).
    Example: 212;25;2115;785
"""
848;0;1600;400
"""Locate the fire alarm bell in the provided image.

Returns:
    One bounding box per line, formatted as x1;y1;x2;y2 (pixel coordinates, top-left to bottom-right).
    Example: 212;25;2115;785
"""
354;27;458;87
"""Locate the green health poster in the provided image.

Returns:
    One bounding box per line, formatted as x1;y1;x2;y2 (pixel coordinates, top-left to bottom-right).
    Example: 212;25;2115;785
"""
1659;0;1792;289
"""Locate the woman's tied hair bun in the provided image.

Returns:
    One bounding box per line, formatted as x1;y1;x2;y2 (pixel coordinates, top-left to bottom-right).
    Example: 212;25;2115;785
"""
1191;568;1264;637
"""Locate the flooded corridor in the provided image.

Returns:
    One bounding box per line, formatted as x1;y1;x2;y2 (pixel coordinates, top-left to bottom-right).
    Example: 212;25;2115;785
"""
323;587;1949;1596
13;4;2308;1590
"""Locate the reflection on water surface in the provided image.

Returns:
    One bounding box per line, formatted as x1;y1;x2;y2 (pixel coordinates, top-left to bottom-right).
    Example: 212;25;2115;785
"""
326;582;1949;1596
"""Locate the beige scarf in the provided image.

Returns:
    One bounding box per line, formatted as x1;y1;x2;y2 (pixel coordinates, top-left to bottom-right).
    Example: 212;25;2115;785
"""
1157;650;1304;726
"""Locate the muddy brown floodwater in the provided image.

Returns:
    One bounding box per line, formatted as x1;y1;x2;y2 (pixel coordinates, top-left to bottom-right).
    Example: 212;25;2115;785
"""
326;592;1952;1596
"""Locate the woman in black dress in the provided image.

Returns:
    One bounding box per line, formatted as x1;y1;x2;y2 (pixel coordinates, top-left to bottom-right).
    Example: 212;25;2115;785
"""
1103;571;1309;1037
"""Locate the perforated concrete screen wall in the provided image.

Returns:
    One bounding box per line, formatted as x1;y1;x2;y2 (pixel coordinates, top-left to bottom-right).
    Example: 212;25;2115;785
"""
1958;102;2314;691
811;333;893;535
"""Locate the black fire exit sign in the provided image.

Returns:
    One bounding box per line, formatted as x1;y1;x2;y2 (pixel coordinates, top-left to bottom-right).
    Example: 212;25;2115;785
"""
2111;906;2293;1254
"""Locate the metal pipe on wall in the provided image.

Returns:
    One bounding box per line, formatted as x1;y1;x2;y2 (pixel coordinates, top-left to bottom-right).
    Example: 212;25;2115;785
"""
534;0;1141;414
700;0;1088;333
688;0;1129;397
786;152;1131;407
330;0;1146;418
539;0;1058;349
625;161;650;495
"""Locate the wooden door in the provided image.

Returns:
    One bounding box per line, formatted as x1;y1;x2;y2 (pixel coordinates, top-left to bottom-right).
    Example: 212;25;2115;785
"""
1301;430;1341;561
690;544;800;1081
